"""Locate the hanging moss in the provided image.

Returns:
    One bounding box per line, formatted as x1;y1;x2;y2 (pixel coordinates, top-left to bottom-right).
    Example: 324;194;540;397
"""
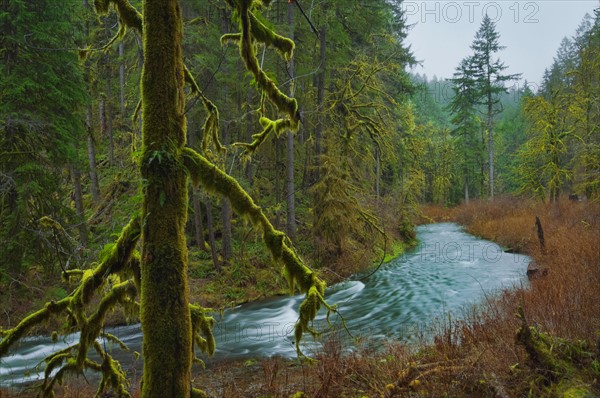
190;304;216;366
0;297;69;357
222;0;300;124
75;216;140;306
220;10;294;62
233;116;295;155
94;0;142;32
76;280;137;369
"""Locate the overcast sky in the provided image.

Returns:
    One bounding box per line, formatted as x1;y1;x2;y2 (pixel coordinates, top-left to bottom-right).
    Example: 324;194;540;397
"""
403;0;599;88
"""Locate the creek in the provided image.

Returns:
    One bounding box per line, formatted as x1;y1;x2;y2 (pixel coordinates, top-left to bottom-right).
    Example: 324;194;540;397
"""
0;223;530;387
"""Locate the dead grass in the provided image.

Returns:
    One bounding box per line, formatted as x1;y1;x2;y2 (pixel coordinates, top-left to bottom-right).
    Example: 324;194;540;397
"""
409;197;600;397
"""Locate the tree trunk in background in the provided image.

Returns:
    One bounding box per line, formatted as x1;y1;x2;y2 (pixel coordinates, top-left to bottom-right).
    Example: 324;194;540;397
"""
205;195;221;273
105;54;115;166
119;42;126;115
487;101;494;199
82;0;100;203
187;122;206;252
220;132;232;265
275;137;281;229
192;190;206;250
464;175;470;204
314;27;327;179
218;8;233;263
86;107;100;202
245;88;254;181
139;1;191;396
285;1;296;241
69;165;88;246
221;198;233;263
99;90;114;166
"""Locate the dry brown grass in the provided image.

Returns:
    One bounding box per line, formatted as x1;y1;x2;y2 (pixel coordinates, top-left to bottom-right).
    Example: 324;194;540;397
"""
409;197;600;397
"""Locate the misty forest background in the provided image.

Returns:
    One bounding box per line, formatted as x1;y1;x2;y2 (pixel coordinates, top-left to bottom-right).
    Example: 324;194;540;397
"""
1;0;598;319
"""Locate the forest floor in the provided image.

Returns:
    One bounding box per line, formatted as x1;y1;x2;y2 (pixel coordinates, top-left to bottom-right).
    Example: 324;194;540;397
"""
2;197;599;397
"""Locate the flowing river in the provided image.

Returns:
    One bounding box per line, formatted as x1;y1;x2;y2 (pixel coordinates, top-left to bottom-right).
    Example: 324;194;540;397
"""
0;223;530;387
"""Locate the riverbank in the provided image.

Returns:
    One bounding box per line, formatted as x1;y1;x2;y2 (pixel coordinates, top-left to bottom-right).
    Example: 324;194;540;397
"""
3;198;598;397
196;198;600;397
399;198;600;397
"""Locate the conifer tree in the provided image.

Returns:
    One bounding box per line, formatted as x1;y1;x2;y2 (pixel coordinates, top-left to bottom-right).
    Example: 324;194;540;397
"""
449;57;483;202
470;15;520;198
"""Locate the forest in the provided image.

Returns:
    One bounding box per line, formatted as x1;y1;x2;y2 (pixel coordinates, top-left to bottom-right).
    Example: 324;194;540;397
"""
0;0;599;397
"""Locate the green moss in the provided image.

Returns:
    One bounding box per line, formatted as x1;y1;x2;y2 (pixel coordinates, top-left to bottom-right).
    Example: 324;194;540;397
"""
0;214;142;397
94;0;142;32
234;116;295;155
225;0;299;124
516;306;598;396
190;304;216;365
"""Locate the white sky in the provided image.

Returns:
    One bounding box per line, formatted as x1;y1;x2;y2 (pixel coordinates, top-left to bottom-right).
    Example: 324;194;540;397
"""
404;0;599;87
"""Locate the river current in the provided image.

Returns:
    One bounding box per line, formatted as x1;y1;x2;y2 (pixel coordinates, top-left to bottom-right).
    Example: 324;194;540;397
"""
0;223;530;387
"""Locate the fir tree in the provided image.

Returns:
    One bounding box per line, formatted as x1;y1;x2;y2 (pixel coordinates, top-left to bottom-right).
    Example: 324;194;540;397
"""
470;15;520;198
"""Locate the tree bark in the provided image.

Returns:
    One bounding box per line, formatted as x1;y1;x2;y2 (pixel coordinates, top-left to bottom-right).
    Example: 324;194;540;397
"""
221;198;233;263
69;165;88;246
139;1;192;396
275;137;281;229
119;42;126;115
105;53;115;166
244;87;254;181
205;194;221;273
86;106;101;202
192;189;206;251
187;122;206;252
487;101;494;199
315;27;326;177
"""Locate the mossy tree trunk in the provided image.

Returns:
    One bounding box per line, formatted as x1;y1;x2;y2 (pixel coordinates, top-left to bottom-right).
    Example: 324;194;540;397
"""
139;1;192;397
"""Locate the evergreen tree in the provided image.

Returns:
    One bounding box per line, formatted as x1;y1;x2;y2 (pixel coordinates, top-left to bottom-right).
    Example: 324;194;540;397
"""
448;57;484;202
470;15;520;198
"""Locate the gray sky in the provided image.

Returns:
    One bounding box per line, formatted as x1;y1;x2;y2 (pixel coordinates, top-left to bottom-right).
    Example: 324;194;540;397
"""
404;0;599;88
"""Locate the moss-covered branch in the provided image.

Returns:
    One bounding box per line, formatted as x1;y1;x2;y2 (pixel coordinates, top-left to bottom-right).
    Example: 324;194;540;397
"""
0;298;71;357
515;305;596;395
0;218;142;397
232;116;294;155
94;0;143;33
183;147;331;353
190;304;216;366
222;0;299;125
